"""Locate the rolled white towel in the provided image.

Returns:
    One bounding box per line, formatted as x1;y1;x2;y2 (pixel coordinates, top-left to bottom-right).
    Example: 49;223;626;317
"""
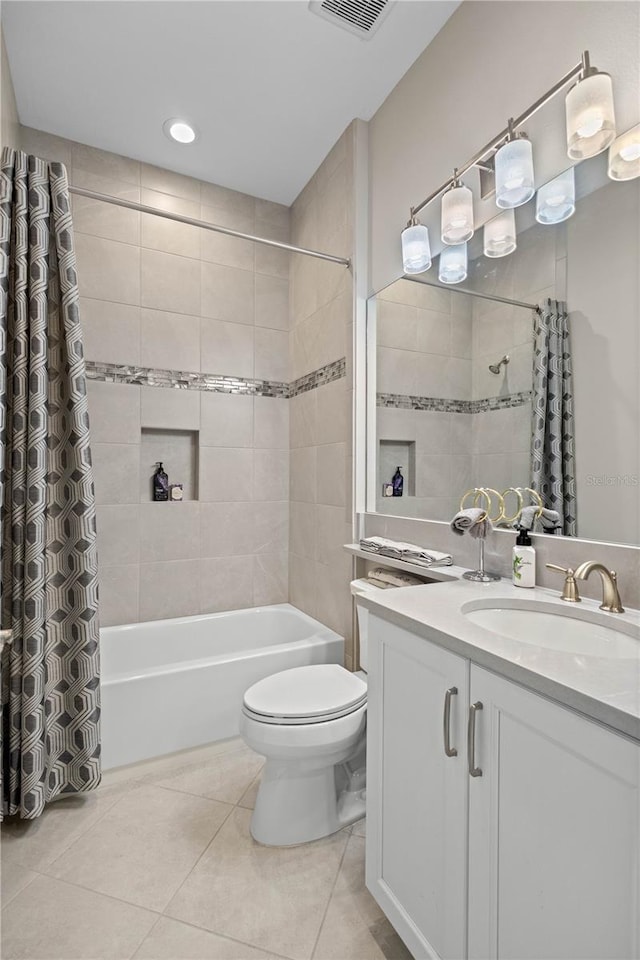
450;508;490;540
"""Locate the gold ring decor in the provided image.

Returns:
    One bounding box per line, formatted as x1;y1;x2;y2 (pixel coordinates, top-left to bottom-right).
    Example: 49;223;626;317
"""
459;487;489;522
501;487;524;524
476;487;505;524
524;486;544;518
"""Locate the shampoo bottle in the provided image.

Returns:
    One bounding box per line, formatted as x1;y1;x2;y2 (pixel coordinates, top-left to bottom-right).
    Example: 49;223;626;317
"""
392;466;404;497
153;462;169;502
512;529;535;588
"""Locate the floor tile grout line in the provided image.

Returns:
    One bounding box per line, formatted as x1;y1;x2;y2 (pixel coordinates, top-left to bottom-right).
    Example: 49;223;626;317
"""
0;866;39;910
129;910;164;960
158;795;237;918
4;781;245;921
309;829;351;960
3;869;165;918
2;778;142;877
136;911;300;960
39;781;238;902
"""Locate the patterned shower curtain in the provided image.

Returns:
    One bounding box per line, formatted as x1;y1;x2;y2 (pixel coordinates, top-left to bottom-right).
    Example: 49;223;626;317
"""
530;298;577;536
0;147;101;819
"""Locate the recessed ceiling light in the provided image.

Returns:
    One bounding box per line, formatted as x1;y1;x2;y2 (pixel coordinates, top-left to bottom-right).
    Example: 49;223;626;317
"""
163;119;197;144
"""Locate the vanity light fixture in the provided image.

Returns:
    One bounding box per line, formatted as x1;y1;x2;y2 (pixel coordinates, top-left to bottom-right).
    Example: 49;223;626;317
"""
536;167;576;224
401;219;431;274
495;120;535;209
608;124;640;181
163;118;198;144
484;209;517;258
441;171;474;244
565;51;616;159
438;242;468;284
403;52;621;267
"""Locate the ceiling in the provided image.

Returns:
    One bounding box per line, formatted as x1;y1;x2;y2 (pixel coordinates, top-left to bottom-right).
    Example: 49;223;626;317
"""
2;0;459;204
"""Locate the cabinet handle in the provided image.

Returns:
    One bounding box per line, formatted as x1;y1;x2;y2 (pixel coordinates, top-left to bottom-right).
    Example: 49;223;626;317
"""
443;687;458;757
467;701;483;777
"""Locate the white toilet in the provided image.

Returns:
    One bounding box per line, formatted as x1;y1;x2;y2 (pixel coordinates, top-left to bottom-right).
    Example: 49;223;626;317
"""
239;578;376;846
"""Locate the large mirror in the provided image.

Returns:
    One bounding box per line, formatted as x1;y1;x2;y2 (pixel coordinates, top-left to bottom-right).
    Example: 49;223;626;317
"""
368;157;640;546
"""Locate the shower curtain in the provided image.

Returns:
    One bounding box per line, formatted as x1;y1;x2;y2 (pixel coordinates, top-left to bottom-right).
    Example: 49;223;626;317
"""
530;298;577;536
0;147;101;819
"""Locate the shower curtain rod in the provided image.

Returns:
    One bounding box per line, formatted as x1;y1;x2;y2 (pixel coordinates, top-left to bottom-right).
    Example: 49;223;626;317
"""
68;186;352;267
403;275;540;312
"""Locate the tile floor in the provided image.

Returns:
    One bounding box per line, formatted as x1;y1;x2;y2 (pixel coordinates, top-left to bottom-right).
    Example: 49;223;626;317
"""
1;738;413;960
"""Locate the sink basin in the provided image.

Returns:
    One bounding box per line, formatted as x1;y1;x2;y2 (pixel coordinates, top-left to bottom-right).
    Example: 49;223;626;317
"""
462;601;640;659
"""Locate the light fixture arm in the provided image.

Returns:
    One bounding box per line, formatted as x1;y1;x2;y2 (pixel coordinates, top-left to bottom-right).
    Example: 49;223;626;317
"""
409;51;591;220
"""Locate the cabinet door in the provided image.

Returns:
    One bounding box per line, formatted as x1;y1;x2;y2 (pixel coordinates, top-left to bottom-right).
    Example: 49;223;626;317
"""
366;617;469;960
468;664;640;960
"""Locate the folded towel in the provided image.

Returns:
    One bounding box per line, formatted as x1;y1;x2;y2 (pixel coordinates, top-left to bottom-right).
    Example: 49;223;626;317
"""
359;536;452;566
365;577;396;589
450;508;490;540
368;567;426;588
518;505;562;532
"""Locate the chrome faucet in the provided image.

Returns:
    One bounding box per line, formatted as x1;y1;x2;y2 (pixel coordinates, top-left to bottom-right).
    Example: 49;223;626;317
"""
574;561;625;613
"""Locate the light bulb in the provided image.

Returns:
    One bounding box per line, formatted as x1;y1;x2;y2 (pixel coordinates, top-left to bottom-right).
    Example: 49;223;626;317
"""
438;243;467;284
495;137;535;209
565;71;615;160
441;183;474;244
608;124;640;181
163;118;197;144
536;168;576;224
401;223;431;274
484;209;517;258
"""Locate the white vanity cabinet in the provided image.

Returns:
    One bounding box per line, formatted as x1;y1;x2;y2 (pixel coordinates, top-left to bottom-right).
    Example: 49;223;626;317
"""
366;614;640;960
365;617;470;960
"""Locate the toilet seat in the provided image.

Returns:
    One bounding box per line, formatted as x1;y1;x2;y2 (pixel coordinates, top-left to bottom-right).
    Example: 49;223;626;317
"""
242;664;367;726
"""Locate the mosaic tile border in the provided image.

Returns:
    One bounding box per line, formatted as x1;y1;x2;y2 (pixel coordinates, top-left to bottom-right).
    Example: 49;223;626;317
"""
289;358;346;397
377;390;533;414
85;358;346;399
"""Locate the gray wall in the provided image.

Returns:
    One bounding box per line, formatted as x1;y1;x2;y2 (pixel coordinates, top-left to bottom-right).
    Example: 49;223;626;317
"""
369;1;640;292
364;0;640;604
289;126;356;658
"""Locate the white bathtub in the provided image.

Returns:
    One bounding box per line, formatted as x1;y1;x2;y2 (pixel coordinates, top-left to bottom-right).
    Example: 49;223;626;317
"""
100;604;343;770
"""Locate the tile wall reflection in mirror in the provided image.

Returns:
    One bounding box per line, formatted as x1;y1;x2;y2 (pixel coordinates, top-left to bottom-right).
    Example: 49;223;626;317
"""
369;159;639;546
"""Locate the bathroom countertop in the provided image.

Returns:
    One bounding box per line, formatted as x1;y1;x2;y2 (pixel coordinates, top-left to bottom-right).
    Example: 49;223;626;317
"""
359;577;640;742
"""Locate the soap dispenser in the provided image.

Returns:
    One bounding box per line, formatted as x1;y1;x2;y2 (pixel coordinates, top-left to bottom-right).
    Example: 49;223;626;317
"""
512;529;536;588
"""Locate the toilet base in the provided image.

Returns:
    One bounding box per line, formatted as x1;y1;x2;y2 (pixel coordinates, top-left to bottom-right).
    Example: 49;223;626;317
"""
250;757;366;847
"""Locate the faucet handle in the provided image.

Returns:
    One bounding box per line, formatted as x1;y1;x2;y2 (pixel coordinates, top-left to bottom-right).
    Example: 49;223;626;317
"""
545;564;581;603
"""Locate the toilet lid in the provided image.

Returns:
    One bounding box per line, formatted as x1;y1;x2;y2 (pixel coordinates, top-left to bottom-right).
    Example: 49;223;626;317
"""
243;664;367;724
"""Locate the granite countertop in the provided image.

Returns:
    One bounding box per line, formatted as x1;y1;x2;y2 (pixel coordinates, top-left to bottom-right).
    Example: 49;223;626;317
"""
359;576;640;742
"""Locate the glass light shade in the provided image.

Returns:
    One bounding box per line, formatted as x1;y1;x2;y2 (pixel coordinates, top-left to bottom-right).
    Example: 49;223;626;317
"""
495;137;535;208
565;72;616;159
401;223;431;274
608;124;640;181
441;184;474;244
536;167;576;224
484;209;517;258
438;243;467;284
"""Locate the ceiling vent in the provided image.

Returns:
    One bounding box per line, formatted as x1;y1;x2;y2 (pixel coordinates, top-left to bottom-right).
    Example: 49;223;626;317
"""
309;0;395;40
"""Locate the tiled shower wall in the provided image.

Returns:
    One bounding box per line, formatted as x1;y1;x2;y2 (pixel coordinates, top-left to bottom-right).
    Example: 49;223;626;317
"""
376;279;473;521
375;221;565;520
289;126;355;658
20;126;291;627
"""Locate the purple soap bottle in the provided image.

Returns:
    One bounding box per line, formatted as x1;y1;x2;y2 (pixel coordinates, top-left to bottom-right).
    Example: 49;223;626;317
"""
392;466;404;497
